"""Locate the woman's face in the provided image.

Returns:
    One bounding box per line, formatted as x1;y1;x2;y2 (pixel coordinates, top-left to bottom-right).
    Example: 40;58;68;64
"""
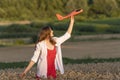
50;29;54;37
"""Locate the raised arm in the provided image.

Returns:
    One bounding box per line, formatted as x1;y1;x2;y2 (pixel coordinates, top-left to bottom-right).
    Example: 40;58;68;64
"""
67;16;74;34
56;16;75;45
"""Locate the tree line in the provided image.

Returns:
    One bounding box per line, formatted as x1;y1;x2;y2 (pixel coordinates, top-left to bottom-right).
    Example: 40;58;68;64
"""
0;0;120;21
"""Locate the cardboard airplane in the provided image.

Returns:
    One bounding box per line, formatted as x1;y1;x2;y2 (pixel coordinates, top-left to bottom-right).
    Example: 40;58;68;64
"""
56;9;83;20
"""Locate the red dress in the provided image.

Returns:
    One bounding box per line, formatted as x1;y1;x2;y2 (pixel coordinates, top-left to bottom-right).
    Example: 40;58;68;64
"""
47;46;56;79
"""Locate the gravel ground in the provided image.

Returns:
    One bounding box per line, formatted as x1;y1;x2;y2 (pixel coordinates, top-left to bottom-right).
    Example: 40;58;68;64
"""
0;62;120;80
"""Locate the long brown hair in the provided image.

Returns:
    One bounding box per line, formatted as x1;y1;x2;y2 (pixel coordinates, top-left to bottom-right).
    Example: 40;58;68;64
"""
37;26;56;45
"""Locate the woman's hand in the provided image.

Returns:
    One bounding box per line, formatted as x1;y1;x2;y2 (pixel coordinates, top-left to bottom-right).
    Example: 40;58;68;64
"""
19;60;35;78
19;72;26;78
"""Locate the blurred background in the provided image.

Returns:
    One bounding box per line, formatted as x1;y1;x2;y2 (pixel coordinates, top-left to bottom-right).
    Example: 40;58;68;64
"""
0;0;120;45
0;0;120;61
0;1;120;79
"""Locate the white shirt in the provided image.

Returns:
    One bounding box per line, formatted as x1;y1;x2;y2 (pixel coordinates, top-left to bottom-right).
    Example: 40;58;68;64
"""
31;32;71;78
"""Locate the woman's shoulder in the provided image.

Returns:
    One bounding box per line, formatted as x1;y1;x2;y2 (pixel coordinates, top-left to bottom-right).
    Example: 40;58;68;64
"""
53;37;60;45
53;37;57;40
53;37;59;42
36;41;45;46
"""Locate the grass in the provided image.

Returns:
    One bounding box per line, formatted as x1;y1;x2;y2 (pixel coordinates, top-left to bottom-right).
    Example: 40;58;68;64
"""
0;57;120;70
0;61;28;70
85;18;120;25
0;17;120;44
0;17;120;36
63;57;120;64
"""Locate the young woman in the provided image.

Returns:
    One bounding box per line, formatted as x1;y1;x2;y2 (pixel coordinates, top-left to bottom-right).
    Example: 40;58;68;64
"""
20;16;74;79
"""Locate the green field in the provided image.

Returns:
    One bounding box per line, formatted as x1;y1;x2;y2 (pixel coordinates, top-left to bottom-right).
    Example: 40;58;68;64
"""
0;17;120;45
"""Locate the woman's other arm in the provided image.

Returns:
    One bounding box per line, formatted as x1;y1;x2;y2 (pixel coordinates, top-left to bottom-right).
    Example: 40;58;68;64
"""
20;60;35;78
20;43;41;78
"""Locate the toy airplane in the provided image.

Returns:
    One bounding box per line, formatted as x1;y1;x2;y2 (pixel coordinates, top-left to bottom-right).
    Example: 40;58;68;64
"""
56;9;83;20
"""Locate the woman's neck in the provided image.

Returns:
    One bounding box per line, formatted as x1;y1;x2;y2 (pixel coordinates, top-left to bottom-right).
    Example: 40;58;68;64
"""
45;38;50;43
45;39;54;50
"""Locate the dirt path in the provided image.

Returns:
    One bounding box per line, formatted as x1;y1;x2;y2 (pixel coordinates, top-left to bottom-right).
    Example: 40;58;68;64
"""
0;40;120;62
